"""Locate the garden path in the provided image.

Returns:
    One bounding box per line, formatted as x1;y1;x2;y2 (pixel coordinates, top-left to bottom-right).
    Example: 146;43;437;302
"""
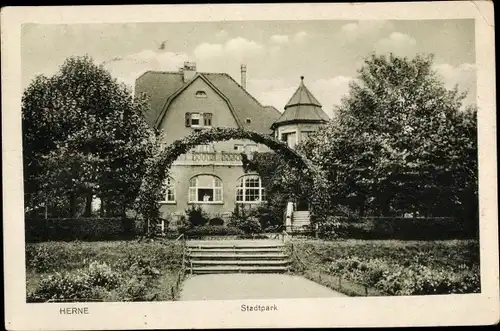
179;273;347;300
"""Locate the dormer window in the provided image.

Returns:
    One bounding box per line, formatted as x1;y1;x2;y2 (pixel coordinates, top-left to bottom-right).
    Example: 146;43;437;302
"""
245;118;252;124
195;91;207;98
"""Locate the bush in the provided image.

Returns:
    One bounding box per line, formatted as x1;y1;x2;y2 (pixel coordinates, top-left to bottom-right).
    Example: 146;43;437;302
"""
25;217;137;242
316;216;475;240
228;205;263;234
328;256;480;295
87;261;121;289
28;270;96;302
185;205;209;227
185;225;244;238
113;276;159;302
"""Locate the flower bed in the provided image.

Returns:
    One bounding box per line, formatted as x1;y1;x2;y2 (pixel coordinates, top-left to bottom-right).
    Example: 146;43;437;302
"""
329;256;480;295
291;239;480;296
25;239;185;302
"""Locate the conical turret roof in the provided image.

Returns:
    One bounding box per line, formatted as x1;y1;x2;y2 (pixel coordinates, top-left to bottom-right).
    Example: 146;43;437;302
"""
271;76;329;128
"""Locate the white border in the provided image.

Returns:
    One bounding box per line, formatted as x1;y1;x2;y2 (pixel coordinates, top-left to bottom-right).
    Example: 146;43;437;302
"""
2;2;498;330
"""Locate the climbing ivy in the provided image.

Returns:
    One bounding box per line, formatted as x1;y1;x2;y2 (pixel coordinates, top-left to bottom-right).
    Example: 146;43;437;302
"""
137;127;329;235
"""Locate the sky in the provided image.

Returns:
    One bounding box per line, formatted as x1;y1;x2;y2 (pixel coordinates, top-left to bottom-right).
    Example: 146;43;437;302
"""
22;20;476;118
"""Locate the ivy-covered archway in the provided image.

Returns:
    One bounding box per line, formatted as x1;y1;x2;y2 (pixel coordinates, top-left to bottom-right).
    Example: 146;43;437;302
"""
136;127;328;235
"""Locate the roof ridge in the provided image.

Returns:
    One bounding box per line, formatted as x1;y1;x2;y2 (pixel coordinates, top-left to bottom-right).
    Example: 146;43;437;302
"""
218;73;268;109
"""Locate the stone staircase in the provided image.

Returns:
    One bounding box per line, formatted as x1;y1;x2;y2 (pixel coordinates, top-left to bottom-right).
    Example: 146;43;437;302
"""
185;240;291;274
292;211;311;229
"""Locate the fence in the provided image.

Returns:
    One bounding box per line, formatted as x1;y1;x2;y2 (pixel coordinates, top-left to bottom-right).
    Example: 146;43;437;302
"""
169;234;187;300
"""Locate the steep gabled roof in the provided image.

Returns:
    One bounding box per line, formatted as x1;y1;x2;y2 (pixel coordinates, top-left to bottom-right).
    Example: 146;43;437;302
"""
203;73;280;134
272;76;329;128
134;71;184;127
134;70;280;134
155;73;243;128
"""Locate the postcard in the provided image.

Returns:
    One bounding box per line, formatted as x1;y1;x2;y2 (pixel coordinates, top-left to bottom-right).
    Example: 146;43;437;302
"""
2;2;498;330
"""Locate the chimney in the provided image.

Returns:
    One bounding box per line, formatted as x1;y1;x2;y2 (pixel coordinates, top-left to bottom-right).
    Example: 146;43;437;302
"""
240;64;247;89
182;61;196;82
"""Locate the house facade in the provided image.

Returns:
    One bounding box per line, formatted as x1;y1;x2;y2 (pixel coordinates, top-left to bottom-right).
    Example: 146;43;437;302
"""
135;62;328;227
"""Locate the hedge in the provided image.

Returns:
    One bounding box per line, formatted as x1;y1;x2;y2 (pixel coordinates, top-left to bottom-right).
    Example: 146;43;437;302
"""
25;217;138;242
317;216;478;240
184;225;244;238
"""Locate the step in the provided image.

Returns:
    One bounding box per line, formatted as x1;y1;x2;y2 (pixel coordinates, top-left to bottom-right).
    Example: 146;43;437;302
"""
188;260;291;266
191;266;289;274
186;253;288;259
293;211;310;215
187;248;283;253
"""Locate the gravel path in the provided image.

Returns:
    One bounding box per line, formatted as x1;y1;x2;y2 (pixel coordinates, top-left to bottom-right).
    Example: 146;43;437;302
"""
180;273;347;301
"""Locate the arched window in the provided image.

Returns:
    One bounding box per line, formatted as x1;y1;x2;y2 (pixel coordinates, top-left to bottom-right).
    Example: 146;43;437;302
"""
188;175;223;203
164;176;176;203
236;175;267;203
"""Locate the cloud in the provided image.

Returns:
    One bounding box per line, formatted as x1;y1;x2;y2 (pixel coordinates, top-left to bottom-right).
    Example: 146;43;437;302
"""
247;76;354;118
338;20;394;43
374;32;417;56
294;31;308;43
193;37;264;61
433;63;476;105
270;34;289;44
103;49;189;90
193;43;224;59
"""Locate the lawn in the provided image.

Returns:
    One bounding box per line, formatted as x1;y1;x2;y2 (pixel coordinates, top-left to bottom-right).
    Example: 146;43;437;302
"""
25;239;185;302
289;239;480;296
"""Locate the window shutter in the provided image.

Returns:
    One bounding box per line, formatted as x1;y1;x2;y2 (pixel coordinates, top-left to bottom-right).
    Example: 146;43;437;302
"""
185;112;191;127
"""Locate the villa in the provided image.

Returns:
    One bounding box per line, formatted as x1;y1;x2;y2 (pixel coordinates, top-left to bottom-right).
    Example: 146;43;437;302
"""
134;61;329;228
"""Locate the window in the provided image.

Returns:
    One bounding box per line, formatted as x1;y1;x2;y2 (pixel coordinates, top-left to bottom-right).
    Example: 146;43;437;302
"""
203;113;212;127
191;113;200;126
234;144;244;152
195;144;213;153
246;144;257;153
188;175;223;203
236;175;266;203
195;90;207;98
281;132;296;148
185;112;212;128
245;118;252;124
164;177;176;203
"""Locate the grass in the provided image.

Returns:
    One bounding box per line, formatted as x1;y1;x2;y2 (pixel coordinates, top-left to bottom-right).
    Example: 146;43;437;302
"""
25;239;185;302
288;239;480;296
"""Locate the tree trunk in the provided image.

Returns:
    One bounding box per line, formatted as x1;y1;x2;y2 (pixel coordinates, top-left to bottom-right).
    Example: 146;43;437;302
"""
99;198;105;217
84;193;92;217
69;192;77;218
359;197;366;217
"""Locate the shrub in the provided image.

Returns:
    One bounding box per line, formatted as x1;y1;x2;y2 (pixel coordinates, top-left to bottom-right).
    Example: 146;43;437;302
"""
185;205;209;227
228;205;262;234
29;270;96;302
113;276;158;302
328;256;480;295
87;261;121;289
315;216;475;240
25;217;137;242
317;216;343;239
185;225;244;238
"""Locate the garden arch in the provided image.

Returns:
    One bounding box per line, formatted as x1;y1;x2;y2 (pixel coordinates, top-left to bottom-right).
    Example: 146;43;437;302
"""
138;127;328;234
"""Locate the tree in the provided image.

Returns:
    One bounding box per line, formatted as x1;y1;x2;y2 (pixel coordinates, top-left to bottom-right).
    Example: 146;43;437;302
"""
301;53;478;218
22;55;157;218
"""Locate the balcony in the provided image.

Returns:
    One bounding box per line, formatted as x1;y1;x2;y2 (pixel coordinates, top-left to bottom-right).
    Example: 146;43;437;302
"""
173;151;252;166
